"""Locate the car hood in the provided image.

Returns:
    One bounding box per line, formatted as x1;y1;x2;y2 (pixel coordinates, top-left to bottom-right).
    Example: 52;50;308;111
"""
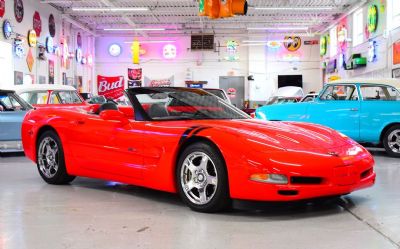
200;119;348;152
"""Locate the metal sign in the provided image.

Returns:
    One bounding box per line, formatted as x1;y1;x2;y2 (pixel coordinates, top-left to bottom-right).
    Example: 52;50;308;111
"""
27;29;37;47
14;0;24;23
0;0;5;18
3;20;12;39
284;36;301;52
49;14;56;37
33;11;42;37
368;5;378;33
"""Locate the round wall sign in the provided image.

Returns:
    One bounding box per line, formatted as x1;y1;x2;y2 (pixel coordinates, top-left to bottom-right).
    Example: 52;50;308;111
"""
284;36;302;52
49;14;56;37
109;43;121;57
46;36;54;53
33;11;42;37
3;20;12;39
76;48;82;63
368;5;378;33
163;44;177;59
77;32;82;47
14;0;24;23
28;29;37;47
0;0;5;18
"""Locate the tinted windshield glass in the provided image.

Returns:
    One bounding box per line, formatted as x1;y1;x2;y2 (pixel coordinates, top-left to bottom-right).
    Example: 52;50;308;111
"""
203;89;226;100
126;88;249;121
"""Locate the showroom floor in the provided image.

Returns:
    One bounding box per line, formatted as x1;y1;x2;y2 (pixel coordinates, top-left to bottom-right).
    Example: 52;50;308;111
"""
0;150;399;249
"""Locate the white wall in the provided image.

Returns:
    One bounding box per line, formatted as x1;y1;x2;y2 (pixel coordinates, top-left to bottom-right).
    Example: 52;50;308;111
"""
0;0;95;91
96;36;249;97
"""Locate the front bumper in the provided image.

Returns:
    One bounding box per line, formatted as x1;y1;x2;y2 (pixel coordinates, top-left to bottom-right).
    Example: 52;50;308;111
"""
0;140;24;153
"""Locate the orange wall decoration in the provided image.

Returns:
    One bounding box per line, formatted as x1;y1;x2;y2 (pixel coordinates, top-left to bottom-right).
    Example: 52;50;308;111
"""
393;41;400;65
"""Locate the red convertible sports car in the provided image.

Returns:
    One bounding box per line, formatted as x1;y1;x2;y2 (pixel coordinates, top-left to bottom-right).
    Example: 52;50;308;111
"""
22;87;376;212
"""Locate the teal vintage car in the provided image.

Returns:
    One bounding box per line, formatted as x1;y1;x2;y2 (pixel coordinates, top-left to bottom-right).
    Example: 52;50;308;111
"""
255;79;400;157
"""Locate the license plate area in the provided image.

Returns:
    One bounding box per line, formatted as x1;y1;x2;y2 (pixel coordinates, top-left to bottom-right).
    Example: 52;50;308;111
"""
333;165;358;186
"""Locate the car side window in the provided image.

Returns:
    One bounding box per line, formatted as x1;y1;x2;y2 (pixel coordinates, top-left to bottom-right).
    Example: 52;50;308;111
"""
360;85;400;101
49;92;61;104
320;85;358;101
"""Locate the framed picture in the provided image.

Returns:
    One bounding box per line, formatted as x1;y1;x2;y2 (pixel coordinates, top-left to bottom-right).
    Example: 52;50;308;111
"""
392;68;400;79
62;72;67;85
48;59;54;84
38;75;46;84
14;71;23;85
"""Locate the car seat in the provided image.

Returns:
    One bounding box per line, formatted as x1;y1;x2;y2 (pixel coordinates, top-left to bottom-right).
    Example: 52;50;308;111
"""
97;102;118;114
148;103;168;118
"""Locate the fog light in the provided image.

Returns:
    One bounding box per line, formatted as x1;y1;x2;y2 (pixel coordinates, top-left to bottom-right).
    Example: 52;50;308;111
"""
250;173;288;184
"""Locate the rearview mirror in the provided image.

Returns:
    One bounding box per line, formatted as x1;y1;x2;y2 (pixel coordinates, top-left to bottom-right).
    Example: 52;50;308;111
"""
100;110;129;125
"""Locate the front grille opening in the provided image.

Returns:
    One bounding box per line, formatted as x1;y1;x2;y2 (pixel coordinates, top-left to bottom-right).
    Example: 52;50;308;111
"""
361;168;373;179
278;190;298;196
291;177;323;185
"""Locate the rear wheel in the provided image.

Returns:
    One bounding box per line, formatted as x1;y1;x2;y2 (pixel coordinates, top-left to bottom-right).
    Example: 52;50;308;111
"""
176;142;230;213
383;125;400;158
37;131;76;184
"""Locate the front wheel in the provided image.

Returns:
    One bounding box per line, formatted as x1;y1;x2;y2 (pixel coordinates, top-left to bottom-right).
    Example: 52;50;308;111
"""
37;131;76;184
383;125;400;158
176;142;230;213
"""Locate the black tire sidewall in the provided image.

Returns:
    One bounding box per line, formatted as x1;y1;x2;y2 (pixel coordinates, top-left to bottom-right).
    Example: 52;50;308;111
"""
37;131;74;184
383;125;400;158
176;142;230;213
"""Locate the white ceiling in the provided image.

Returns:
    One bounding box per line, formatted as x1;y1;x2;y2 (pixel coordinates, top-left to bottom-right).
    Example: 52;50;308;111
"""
45;0;362;37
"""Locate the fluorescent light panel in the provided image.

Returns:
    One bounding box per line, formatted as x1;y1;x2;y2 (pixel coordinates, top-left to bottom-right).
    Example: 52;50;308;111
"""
72;7;149;12
247;27;309;31
123;40;176;44
254;6;334;11
104;28;165;31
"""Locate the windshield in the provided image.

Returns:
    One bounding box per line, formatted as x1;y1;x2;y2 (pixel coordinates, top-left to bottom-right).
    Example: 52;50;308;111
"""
203;89;227;100
0;92;33;111
126;88;249;121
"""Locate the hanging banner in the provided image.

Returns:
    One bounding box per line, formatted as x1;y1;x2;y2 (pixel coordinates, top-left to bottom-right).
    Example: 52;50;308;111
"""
97;75;124;99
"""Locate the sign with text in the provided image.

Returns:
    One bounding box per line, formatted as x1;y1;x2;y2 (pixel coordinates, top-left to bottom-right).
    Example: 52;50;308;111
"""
97;75;124;99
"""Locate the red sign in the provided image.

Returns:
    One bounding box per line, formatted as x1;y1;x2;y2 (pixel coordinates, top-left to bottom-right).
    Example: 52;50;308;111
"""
97;75;124;99
33;11;42;37
393;41;400;65
0;0;5;18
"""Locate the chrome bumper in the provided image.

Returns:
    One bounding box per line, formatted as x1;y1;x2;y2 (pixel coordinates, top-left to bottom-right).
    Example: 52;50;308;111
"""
0;141;23;153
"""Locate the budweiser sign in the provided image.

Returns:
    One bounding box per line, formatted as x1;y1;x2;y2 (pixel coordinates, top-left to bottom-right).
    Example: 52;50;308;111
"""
97;75;125;100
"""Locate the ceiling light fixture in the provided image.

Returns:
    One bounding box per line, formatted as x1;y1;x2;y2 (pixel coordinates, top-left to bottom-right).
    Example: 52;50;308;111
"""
72;7;149;12
123;40;176;44
254;6;334;11
103;28;166;31
247;27;309;31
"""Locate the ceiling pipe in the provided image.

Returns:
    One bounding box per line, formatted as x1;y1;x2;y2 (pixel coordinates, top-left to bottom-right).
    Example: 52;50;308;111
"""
61;15;97;36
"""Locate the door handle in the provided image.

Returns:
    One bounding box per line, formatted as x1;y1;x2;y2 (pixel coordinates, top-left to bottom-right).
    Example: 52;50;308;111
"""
350;108;358;112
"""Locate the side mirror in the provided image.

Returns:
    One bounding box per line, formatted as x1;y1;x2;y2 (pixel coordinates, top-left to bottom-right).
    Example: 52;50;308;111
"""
100;110;129;125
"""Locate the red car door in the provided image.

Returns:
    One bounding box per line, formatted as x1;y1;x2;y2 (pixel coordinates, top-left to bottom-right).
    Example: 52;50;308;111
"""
68;113;144;179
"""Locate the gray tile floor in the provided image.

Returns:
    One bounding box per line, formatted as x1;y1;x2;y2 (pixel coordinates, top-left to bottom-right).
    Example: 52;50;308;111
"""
0;150;399;249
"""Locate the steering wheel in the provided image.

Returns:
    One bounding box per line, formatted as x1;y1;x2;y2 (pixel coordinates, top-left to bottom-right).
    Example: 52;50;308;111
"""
325;93;337;100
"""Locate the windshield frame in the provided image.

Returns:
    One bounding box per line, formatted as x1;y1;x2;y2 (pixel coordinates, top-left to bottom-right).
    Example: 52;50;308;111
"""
125;87;250;121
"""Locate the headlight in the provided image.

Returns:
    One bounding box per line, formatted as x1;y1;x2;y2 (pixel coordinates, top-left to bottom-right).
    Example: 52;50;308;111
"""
250;173;288;184
256;111;267;120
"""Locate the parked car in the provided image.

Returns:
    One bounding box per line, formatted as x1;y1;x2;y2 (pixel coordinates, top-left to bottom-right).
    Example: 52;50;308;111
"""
267;96;300;105
22;87;375;212
0;89;33;153
255;79;400;157
15;84;86;108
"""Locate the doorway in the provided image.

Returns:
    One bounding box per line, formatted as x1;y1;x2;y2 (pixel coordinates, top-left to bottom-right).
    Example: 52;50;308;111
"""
219;76;245;109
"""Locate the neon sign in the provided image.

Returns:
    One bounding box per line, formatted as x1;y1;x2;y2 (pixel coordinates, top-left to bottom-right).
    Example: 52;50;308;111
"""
368;5;378;33
163;44;177;59
368;40;377;62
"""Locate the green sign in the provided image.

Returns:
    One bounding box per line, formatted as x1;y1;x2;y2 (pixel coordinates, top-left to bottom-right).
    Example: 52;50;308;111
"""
368;5;378;33
199;0;205;13
320;36;327;56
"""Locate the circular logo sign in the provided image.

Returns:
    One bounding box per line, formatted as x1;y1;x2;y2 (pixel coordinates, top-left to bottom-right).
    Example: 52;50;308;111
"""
49;14;56;37
3;20;12;39
77;32;82;47
368;5;378;33
46;36;54;53
0;0;5;18
163;44;177;59
284;36;302;52
14;0;24;23
76;48;82;63
109;44;121;57
33;11;41;37
28;29;37;47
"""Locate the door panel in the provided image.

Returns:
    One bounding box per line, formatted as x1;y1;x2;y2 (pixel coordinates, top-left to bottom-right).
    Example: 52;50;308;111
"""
0;111;26;141
219;76;245;109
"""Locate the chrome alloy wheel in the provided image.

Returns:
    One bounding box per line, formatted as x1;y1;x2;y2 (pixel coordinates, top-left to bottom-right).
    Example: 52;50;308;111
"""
388;129;400;153
180;152;218;205
38;137;59;178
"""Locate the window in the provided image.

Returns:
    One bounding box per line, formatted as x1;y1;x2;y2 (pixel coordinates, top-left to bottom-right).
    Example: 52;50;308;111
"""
330;26;338;57
56;91;83;104
360;85;400;101
19;91;49;105
388;0;400;30
320;85;358;101
353;9;364;46
0;93;30;111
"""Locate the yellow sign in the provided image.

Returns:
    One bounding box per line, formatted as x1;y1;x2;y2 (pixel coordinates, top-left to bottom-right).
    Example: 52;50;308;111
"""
284;36;301;52
28;30;37;47
131;40;140;64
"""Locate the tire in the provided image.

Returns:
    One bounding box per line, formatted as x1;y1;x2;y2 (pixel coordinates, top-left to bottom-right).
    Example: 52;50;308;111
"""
36;130;76;184
176;142;230;213
383;125;400;158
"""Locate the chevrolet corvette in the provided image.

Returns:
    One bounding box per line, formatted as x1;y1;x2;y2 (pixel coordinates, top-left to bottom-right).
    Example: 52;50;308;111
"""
22;87;375;212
